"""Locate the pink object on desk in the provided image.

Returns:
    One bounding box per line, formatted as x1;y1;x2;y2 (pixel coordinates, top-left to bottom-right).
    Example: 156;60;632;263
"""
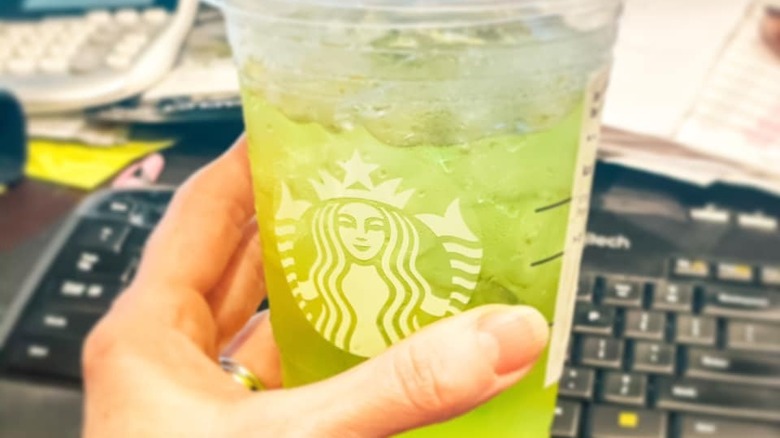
112;153;166;188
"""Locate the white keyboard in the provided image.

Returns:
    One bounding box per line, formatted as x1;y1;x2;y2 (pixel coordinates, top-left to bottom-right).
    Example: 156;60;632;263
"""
0;1;197;114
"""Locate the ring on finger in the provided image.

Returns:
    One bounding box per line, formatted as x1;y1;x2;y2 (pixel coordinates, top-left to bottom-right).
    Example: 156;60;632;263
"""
219;356;266;392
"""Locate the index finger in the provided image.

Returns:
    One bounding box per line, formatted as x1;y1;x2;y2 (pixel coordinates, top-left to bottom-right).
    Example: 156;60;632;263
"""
134;136;256;300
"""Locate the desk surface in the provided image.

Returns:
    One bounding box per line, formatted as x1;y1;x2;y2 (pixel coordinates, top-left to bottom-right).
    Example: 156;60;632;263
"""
0;126;239;438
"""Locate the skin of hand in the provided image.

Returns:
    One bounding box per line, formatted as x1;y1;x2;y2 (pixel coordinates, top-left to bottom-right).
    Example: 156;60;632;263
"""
763;6;780;57
82;136;550;438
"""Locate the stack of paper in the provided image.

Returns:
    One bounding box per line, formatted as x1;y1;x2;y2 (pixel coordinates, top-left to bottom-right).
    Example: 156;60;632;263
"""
602;0;779;194
600;127;780;196
676;2;780;176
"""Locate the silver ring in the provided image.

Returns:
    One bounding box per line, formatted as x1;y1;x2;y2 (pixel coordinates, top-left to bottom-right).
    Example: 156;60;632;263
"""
219;357;265;391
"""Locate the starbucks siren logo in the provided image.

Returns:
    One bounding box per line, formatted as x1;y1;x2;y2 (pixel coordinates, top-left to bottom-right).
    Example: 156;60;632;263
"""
275;151;482;357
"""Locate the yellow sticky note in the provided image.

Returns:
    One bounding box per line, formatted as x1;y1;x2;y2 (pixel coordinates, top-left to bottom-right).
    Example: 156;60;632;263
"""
0;184;6;196
618;411;639;428
25;139;173;190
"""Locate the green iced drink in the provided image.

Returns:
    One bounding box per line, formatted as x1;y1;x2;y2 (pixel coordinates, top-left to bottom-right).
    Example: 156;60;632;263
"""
217;0;620;435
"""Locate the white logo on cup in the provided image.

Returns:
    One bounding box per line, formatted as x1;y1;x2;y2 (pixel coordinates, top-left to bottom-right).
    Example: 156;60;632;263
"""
275;152;482;357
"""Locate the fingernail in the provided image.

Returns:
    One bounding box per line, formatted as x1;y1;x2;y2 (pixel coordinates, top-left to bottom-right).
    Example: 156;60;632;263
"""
478;306;550;375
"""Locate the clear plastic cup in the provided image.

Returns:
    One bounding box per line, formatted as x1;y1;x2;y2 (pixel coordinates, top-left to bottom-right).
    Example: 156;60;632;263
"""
210;1;621;436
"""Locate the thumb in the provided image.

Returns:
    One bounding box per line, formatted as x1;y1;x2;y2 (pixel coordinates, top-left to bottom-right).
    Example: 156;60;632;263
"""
260;305;549;437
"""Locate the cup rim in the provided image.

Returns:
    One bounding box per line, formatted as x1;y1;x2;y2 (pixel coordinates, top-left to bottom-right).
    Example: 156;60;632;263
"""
205;0;622;31
205;0;622;17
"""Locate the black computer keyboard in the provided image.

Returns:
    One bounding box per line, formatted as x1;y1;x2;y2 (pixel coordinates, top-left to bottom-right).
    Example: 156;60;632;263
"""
0;188;173;381
1;176;779;437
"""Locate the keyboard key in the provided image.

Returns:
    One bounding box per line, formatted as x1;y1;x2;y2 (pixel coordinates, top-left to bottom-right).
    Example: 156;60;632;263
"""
144;208;163;226
601;372;647;406
684;347;780;388
727;321;780;353
672;258;710;279
120;256;140;285
603;278;644;307
690;206;729;223
558;366;595;400
6;335;82;379
115;8;141;26
579;336;624;369
675;315;717;346
702;287;780;322
589;405;667;438
623;310;666;341
125;227;152;255
39;57;69;74
58;279;87;297
653;282;695;313
552;400;581;438
132;189;174;206
131;205;163;228
70;50;105;74
87;282;122;307
573;304;616;335
7;58;36;75
577;274;595;303
656;378;780;422
63;249;130;276
632;341;676;375
71;219;131;253
24;308;102;338
90;23;123;44
759;265;780;287
86;283;112;300
52;279;120;307
106;51;132;69
86;10;112;24
679;415;780;438
737;212;778;232
143;8;169;26
100;198;134;217
114;33;149;57
715;262;754;283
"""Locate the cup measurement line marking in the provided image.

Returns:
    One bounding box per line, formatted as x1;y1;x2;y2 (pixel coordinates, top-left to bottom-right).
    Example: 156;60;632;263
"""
530;251;564;267
535;197;572;213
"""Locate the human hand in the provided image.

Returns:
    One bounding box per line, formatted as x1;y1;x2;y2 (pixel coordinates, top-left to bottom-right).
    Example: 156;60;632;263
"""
763;4;780;57
82;136;550;437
